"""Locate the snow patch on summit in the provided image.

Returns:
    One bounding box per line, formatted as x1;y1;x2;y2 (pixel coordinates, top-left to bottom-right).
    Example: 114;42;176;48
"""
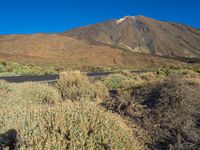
116;16;136;24
116;17;127;24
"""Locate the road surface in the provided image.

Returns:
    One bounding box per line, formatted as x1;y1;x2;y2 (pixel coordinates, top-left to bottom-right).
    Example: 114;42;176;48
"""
0;70;151;83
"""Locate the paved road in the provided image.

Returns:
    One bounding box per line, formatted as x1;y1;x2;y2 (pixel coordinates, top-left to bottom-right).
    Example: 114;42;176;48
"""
0;70;151;83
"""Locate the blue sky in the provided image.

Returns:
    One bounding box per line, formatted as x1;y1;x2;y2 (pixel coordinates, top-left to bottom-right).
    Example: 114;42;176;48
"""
0;0;199;34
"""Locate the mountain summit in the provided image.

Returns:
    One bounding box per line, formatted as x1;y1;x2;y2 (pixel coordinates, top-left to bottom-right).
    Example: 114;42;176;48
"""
0;16;199;67
64;16;200;57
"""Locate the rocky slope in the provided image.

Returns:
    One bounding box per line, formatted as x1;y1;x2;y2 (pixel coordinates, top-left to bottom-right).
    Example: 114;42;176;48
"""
64;16;200;58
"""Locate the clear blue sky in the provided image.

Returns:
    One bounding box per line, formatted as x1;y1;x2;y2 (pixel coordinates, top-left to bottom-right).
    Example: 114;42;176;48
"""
0;0;199;34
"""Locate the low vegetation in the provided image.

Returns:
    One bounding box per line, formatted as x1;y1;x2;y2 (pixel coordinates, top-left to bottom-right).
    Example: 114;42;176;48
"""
0;61;58;76
1;69;200;150
156;65;200;77
0;60;133;76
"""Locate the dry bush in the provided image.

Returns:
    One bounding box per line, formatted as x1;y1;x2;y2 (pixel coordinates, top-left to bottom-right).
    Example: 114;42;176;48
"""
103;77;200;150
116;70;133;77
138;72;159;82
181;70;200;84
56;71;108;101
0;101;141;150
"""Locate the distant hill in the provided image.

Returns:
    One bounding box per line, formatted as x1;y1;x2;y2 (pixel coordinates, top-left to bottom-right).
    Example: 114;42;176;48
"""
64;16;200;58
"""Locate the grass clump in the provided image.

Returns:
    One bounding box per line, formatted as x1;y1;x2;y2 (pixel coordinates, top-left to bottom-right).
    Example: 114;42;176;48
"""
56;71;108;101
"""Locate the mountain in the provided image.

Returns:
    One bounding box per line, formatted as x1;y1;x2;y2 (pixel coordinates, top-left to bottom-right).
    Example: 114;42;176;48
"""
0;15;199;68
64;16;200;58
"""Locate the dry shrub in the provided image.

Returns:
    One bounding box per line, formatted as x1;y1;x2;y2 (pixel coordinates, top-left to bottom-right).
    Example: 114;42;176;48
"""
0;101;140;150
138;72;159;81
56;71;108;101
181;70;200;84
116;70;133;77
135;78;200;149
103;77;200;150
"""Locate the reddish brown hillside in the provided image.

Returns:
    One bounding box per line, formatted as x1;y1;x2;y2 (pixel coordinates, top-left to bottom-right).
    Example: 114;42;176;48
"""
0;33;182;68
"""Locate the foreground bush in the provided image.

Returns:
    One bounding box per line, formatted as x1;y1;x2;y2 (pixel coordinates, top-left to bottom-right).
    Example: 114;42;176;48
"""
0;81;61;107
18;83;61;105
56;71;108;101
0;102;140;149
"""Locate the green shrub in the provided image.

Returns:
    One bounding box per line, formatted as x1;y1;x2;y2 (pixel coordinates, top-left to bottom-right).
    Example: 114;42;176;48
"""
56;71;108;101
104;74;126;90
156;66;188;77
104;74;135;90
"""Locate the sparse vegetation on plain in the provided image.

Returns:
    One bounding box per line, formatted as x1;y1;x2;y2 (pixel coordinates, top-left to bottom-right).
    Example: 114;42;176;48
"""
0;61;58;76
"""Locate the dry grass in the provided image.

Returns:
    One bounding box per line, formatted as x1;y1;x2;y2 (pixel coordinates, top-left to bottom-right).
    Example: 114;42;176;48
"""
56;71;108;101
